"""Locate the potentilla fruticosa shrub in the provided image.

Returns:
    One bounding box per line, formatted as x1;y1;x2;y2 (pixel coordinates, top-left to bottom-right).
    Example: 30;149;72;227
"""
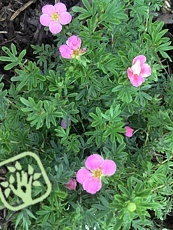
0;0;173;229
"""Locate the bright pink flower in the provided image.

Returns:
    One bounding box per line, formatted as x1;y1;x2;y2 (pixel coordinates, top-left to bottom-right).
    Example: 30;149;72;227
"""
127;55;151;87
65;178;77;190
40;3;72;34
67;35;81;50
59;35;86;59
76;154;116;194
125;126;134;137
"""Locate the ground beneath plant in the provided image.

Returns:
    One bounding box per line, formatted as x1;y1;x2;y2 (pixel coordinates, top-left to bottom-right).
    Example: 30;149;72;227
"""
0;0;173;229
0;0;80;89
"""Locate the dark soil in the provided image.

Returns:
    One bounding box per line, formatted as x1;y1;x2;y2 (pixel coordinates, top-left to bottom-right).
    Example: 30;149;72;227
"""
0;0;173;229
0;0;80;89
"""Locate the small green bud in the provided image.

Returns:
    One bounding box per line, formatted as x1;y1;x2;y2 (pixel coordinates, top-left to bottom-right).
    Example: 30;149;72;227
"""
127;202;136;212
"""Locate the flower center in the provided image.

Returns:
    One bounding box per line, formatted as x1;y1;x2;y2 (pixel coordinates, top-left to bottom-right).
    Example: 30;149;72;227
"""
51;12;59;21
72;49;80;56
92;168;102;179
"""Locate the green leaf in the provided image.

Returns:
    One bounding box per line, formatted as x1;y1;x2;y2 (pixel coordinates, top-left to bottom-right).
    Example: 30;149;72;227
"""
136;189;151;198
18;49;26;60
15;212;23;229
118;185;131;198
4;63;19;70
55;191;67;199
25;209;37;219
20;97;45;129
11;61;45;91
82;0;91;12
72;6;88;14
113;218;123;230
11;43;17;56
0;43;26;70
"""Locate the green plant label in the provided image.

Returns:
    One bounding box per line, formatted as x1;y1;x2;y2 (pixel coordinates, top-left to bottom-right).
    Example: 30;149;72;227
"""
0;152;51;211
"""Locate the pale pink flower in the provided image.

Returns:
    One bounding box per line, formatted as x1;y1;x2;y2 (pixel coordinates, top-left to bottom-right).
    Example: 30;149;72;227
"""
40;3;72;34
125;126;134;137
59;35;86;59
76;154;116;194
127;55;151;87
65;178;77;190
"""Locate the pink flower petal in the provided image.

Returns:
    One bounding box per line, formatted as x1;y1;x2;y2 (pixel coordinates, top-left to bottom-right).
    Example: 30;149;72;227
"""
66;35;81;50
127;68;134;81
133;55;146;65
101;160;116;176
42;5;55;15
140;64;151;78
76;168;92;184
130;75;145;87
125;126;134;137
54;3;67;13
85;154;104;171
40;14;51;26
131;60;141;75
59;45;73;59
49;21;62;34
83;177;102;194
59;12;72;25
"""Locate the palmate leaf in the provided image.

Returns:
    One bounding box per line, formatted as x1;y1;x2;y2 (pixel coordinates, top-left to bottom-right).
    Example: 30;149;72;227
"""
0;43;26;70
20;97;45;129
90;107;105;128
20;97;63;129
101;0;127;25
11;61;46;91
147;21;173;61
103;123;124;143
72;6;91;20
44;100;63;128
112;85;136;103
72;0;92;20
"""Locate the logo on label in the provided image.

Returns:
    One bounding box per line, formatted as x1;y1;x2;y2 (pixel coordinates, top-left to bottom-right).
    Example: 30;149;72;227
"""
0;152;51;211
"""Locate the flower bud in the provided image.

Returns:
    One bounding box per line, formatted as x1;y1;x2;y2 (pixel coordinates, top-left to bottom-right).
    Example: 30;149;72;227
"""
127;202;136;212
65;178;77;190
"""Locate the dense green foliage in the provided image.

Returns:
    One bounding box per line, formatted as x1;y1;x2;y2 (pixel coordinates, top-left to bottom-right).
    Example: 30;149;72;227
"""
0;0;173;229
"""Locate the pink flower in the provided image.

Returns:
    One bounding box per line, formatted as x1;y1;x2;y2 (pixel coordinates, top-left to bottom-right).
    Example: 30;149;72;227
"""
65;178;77;190
125;126;134;137
76;154;116;194
127;55;151;87
40;3;72;34
59;35;86;59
